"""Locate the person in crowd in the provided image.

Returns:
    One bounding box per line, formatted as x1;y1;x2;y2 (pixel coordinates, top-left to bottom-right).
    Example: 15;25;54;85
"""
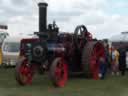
104;41;110;74
119;48;126;76
99;57;107;79
111;47;120;76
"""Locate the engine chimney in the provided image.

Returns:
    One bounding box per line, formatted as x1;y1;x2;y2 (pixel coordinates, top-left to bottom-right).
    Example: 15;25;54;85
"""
38;2;48;32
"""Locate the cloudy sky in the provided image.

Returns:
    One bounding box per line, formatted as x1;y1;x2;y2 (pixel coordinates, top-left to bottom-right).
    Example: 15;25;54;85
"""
0;0;128;39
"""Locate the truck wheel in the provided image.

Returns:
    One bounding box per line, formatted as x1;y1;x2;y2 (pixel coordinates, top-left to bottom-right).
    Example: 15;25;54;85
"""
49;57;68;87
82;41;105;79
15;57;35;85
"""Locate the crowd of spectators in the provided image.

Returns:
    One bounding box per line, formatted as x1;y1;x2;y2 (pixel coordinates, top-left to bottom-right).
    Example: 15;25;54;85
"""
98;40;127;80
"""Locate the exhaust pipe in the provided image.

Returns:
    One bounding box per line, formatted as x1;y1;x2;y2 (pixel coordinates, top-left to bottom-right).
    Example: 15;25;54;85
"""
38;2;48;32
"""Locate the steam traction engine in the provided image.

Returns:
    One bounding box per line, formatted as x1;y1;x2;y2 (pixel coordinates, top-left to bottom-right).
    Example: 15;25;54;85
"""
15;2;105;87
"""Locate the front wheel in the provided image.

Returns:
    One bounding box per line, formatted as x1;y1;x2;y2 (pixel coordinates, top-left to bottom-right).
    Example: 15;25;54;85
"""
49;57;68;87
15;57;36;85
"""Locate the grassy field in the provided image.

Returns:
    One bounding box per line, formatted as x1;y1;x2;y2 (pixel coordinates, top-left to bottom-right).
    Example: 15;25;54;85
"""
0;68;128;96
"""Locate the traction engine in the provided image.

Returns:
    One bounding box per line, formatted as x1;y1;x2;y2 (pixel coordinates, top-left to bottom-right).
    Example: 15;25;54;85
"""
15;2;105;87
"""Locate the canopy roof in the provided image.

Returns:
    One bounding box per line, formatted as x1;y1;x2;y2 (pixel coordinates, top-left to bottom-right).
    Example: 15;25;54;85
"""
109;32;128;42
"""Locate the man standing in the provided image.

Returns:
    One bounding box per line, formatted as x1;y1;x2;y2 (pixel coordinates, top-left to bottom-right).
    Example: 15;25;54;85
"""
119;48;126;76
99;57;107;79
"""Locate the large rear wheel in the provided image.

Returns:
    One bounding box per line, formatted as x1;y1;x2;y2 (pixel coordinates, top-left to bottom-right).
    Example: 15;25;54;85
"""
49;57;68;87
15;57;35;85
82;41;105;80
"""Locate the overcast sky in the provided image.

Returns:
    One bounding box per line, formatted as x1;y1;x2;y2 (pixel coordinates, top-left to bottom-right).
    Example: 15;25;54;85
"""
0;0;128;39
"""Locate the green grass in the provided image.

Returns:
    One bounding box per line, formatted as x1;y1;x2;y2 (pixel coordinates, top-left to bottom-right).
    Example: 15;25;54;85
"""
0;68;128;96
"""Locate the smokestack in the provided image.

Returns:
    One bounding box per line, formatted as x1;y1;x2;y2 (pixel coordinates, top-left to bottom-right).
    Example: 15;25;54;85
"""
38;2;48;32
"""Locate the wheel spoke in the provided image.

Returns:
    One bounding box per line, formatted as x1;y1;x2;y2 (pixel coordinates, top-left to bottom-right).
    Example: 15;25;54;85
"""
55;67;61;78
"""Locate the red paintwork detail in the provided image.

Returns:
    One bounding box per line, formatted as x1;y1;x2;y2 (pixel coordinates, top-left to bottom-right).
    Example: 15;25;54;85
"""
90;43;105;80
21;38;39;43
55;58;68;87
20;38;39;56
